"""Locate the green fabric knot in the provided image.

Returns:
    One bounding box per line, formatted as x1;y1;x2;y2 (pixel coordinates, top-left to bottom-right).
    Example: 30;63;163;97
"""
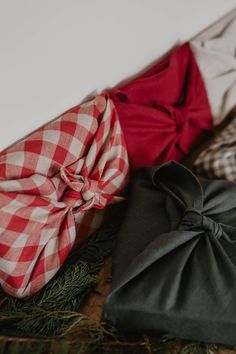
179;207;223;239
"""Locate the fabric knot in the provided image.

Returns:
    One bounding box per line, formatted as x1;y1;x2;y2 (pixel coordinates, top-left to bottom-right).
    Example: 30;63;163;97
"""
60;167;108;210
179;207;223;239
160;104;190;154
173;106;189;135
172;106;190;154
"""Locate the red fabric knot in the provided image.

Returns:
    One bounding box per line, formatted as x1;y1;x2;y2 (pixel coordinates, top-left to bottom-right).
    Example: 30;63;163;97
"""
173;106;190;154
159;103;189;134
60;166;108;211
161;103;190;154
173;106;189;134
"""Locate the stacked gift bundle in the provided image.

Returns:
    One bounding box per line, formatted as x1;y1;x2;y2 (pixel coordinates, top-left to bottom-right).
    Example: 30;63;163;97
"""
1;7;236;353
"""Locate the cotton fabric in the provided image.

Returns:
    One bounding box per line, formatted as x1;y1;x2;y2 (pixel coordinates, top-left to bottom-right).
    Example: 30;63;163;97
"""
104;161;236;345
194;113;236;180
0;93;129;298
110;43;213;170
191;9;236;125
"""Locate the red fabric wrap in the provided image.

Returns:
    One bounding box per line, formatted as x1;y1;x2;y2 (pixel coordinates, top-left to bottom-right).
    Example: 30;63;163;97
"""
110;43;213;170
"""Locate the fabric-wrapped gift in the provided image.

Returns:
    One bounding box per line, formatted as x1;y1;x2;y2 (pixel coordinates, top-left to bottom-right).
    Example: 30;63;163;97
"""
0;93;129;298
104;161;236;345
194;112;236;181
109;42;213;170
191;9;236;125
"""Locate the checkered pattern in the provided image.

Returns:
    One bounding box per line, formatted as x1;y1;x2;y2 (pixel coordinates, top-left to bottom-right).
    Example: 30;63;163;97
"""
0;93;129;298
194;116;236;181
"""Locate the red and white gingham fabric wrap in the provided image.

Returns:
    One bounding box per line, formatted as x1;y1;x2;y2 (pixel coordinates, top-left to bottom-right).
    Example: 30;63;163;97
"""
0;93;129;298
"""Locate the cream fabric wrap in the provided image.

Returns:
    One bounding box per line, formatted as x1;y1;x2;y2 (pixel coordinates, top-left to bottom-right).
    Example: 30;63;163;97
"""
191;8;236;125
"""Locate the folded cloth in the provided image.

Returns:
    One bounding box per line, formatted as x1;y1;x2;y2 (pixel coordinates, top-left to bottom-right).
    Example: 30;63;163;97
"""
104;161;236;345
194;113;236;180
109;43;213;170
191;9;236;125
0;93;129;298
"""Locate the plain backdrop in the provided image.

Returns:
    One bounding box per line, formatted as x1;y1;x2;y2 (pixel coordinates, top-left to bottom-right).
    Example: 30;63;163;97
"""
0;0;236;151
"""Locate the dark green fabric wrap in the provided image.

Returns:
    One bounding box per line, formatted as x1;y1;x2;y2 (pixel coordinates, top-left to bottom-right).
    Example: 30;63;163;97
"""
104;161;236;345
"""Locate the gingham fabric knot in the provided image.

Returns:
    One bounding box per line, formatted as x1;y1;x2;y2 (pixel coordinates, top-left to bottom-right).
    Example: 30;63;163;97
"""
0;93;129;298
60;167;107;210
179;207;223;239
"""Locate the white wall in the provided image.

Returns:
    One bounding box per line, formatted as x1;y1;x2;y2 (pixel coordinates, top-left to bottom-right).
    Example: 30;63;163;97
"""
0;0;235;151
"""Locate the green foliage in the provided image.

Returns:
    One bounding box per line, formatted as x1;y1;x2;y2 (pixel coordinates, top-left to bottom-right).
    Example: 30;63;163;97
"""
0;338;69;354
180;342;204;354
